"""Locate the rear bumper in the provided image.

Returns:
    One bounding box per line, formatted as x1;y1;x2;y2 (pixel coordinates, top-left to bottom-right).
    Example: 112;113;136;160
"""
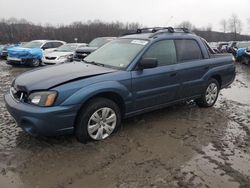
4;93;80;136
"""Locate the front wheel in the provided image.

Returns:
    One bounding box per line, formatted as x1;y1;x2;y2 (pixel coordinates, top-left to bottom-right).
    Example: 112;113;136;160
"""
75;98;121;143
196;79;220;107
31;59;40;67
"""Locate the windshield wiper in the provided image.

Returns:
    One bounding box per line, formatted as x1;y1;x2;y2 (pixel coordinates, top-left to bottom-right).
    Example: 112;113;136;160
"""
83;60;105;67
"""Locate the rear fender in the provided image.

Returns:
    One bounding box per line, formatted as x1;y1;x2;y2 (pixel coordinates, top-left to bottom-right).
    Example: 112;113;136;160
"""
202;63;235;88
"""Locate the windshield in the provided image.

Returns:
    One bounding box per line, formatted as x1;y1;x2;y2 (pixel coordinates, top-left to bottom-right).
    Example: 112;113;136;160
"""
55;44;77;52
84;39;148;69
89;38;113;47
21;41;43;48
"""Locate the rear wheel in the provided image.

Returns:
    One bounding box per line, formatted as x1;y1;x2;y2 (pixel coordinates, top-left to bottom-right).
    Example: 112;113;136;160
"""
196;78;220;107
75;98;121;143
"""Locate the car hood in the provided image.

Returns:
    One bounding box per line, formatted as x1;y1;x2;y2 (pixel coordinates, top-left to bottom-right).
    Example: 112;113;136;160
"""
45;51;73;57
13;61;117;92
8;47;43;59
75;47;98;53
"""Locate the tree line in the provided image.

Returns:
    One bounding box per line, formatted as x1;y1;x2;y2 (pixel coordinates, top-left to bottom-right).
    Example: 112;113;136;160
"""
0;18;141;44
0;16;250;44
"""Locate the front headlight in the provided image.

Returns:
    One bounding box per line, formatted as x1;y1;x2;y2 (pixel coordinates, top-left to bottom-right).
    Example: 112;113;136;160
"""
29;91;57;107
58;55;68;60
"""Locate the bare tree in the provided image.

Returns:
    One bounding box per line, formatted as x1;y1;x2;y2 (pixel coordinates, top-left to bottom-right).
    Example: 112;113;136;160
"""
178;21;193;30
206;24;213;32
228;14;242;40
1;17;250;44
220;19;227;33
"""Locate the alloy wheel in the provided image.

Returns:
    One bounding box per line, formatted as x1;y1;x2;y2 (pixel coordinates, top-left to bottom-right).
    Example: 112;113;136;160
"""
205;83;218;105
87;107;117;140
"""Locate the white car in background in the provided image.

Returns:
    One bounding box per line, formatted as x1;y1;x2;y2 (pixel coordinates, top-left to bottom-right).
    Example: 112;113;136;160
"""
42;43;87;65
42;40;66;55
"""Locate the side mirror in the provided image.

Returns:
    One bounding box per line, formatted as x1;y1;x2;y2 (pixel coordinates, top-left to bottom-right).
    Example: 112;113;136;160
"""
139;58;158;69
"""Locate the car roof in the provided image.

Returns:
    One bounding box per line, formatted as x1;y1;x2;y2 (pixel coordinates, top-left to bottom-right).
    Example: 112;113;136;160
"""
120;27;199;41
31;40;66;43
121;32;198;41
95;37;116;39
64;43;87;46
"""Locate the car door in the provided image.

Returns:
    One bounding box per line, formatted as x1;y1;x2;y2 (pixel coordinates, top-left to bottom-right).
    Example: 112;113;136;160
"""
131;39;181;111
174;39;211;98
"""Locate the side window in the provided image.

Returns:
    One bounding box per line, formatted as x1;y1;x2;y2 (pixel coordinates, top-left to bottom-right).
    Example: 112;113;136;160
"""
53;42;63;48
42;42;53;49
175;39;203;62
142;40;176;66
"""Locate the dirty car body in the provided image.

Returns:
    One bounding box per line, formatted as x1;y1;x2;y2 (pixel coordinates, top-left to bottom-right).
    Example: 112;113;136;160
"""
5;28;236;139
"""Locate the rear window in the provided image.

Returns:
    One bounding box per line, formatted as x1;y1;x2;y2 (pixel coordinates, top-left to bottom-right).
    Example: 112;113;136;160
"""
52;42;64;48
175;39;203;62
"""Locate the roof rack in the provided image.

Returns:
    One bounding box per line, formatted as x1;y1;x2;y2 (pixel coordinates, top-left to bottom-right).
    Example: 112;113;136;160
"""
122;27;190;37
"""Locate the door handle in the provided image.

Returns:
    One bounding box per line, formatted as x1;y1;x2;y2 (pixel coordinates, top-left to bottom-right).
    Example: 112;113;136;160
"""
170;72;177;77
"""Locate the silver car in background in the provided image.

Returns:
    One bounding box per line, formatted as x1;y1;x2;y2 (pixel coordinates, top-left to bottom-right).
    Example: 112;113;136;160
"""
42;43;87;65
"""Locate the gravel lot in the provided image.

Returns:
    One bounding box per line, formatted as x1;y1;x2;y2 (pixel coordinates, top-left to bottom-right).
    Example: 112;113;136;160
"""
0;61;249;188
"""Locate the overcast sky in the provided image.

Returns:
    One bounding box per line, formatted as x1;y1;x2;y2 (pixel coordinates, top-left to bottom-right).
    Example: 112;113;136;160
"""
1;0;250;34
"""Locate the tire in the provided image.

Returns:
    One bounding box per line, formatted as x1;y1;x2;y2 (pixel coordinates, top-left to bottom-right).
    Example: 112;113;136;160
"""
75;98;121;143
196;78;220;108
31;59;40;67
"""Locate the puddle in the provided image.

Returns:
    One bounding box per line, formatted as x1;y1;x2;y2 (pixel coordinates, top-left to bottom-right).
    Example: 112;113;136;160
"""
177;119;250;187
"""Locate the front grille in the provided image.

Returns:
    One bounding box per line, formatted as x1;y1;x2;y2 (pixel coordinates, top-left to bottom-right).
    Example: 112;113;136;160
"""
10;87;28;102
45;56;57;60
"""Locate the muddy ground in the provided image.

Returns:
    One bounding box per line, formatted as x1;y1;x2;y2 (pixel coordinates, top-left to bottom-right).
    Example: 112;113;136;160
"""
0;61;249;188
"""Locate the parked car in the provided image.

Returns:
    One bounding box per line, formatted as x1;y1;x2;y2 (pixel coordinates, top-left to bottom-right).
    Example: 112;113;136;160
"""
208;43;220;53
241;47;250;65
220;44;228;53
227;41;237;53
0;45;4;59
7;40;65;67
0;44;18;60
5;27;236;143
73;37;116;61
42;43;87;65
216;42;229;53
234;41;250;61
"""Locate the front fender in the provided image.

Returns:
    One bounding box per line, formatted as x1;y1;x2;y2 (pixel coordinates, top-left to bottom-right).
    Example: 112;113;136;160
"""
60;81;132;106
